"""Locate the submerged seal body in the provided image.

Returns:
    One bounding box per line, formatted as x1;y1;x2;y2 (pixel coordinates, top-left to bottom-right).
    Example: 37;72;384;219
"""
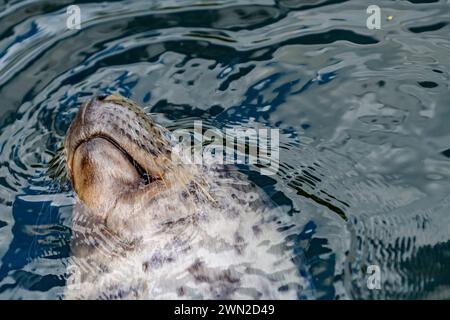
62;94;304;299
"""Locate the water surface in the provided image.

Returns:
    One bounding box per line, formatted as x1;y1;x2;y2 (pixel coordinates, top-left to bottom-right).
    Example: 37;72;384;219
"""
0;0;450;299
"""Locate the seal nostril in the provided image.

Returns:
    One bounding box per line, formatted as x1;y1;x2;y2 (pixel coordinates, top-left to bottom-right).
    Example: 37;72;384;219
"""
97;94;109;101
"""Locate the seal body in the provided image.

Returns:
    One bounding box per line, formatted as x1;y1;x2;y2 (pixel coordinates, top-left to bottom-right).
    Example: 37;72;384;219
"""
63;94;304;299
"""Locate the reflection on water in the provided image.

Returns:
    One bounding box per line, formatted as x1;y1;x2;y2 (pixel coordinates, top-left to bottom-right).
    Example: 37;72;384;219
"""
0;0;449;299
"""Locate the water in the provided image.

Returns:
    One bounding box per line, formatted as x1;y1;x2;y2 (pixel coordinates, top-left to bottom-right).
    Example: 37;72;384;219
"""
0;0;449;299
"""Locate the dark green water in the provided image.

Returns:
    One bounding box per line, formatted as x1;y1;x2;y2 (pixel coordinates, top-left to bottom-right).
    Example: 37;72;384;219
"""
0;0;449;299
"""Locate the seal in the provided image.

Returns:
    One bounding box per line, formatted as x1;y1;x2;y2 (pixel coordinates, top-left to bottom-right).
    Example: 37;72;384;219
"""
60;94;304;299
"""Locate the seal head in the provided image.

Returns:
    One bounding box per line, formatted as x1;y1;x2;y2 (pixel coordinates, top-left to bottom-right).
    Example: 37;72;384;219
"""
64;94;184;232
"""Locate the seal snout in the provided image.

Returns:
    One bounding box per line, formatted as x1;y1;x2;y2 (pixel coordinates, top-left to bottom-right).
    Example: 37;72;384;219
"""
72;137;141;216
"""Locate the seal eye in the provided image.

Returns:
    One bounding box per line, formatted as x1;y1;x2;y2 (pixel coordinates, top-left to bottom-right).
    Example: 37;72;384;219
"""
130;159;156;186
97;94;109;101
